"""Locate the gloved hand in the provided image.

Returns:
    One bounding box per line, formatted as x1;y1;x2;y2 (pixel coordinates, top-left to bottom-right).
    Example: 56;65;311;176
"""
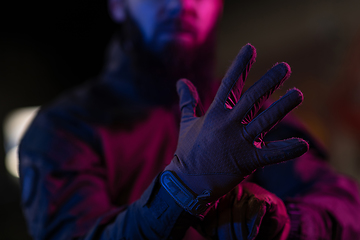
198;182;290;240
162;44;308;216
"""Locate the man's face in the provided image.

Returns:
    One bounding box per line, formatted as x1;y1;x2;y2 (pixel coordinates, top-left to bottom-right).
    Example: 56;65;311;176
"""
125;0;223;53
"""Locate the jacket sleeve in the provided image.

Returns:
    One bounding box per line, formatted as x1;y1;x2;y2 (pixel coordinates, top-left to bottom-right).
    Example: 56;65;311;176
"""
253;150;360;240
284;162;360;240
19;108;192;240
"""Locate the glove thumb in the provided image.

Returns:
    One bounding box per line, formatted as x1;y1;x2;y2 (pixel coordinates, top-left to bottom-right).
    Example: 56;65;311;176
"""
176;79;202;120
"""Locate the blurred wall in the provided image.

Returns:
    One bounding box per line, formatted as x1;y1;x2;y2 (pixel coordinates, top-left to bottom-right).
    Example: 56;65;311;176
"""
217;0;360;181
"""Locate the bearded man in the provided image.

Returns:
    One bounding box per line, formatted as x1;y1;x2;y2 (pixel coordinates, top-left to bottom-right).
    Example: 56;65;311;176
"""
19;0;360;239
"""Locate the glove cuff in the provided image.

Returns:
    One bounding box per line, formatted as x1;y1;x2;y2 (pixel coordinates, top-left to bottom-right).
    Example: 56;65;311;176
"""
160;171;212;218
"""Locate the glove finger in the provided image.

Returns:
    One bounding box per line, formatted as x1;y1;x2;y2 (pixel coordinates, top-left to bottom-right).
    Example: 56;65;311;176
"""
234;63;291;123
257;138;309;165
176;79;201;120
213;44;256;110
245;88;303;143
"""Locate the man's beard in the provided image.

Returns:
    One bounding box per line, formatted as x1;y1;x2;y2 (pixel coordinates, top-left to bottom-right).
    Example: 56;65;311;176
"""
117;15;217;106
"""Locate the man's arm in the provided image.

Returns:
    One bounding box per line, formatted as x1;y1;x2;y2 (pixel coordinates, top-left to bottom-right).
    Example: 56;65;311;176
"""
252;145;360;240
284;159;360;239
19;107;194;240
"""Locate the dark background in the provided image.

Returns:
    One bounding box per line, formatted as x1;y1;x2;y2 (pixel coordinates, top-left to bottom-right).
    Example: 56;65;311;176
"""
1;0;360;238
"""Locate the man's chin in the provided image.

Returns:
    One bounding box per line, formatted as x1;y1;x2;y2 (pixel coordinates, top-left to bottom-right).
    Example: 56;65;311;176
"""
152;34;197;54
171;33;197;48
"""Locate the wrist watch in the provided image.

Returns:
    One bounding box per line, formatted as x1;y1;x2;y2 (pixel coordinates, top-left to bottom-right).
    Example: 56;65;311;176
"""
160;171;212;218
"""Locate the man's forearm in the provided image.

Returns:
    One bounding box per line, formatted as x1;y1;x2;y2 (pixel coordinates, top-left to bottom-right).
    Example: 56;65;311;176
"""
87;175;195;240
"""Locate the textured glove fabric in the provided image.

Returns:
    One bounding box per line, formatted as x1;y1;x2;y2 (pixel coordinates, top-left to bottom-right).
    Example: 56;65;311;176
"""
165;44;309;201
198;182;290;240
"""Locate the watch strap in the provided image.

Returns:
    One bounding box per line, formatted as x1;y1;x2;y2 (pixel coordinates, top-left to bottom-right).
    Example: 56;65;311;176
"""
160;171;211;217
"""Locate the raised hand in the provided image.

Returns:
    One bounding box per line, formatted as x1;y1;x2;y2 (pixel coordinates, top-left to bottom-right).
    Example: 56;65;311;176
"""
162;44;309;216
